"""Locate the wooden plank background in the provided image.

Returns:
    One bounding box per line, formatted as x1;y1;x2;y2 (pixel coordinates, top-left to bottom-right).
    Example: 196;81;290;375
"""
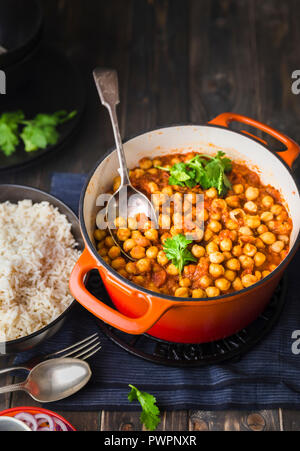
0;0;300;431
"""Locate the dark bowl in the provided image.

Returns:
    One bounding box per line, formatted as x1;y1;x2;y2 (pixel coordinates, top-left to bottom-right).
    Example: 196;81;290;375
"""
0;184;84;355
0;0;43;69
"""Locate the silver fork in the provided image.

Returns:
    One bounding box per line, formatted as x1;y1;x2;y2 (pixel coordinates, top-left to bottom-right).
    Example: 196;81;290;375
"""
0;333;101;375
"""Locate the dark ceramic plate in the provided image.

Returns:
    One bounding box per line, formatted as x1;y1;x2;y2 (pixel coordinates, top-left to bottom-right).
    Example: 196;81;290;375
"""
0;45;86;172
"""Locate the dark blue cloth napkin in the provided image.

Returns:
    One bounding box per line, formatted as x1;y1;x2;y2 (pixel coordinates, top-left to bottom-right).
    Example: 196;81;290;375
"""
15;173;300;411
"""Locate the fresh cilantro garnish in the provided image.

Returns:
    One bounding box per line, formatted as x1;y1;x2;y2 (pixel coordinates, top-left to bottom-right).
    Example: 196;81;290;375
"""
163;234;197;273
0;110;77;156
0;111;24;156
128;385;161;431
21;110;77;152
157;151;232;196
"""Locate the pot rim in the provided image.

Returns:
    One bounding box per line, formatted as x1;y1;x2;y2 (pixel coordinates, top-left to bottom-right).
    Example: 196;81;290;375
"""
0;184;80;348
79;122;300;304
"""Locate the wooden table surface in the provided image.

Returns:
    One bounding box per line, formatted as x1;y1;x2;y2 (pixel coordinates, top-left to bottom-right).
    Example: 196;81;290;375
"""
1;0;300;431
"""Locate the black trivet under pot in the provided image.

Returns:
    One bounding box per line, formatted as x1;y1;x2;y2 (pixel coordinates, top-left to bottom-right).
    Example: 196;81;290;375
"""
86;271;287;368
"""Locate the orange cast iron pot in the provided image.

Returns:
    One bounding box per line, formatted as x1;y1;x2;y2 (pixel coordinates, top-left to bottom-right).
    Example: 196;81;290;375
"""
70;113;300;343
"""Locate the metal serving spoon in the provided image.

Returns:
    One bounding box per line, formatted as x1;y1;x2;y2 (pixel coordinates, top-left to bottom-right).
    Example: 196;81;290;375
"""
0;358;91;403
93;68;158;260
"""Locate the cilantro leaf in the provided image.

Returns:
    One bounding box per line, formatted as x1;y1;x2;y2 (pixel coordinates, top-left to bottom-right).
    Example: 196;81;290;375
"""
163;234;197;273
156;152;232;196
0;111;24;156
128;385;161;431
20;110;77;152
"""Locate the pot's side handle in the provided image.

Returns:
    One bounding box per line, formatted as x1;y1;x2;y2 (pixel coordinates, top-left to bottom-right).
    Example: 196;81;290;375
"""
209;113;300;168
69;249;173;335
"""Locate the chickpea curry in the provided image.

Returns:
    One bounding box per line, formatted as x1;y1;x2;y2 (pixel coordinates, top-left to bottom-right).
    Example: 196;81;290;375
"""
94;152;292;299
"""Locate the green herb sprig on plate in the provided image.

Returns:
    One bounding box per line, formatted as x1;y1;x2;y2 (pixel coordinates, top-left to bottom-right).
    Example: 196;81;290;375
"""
128;385;161;431
157;151;232;196
163;234;197;274
0;110;77;156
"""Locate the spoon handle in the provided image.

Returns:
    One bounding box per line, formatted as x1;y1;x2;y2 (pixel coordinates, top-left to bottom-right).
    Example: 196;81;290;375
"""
93;68;131;186
0;366;29;376
0;381;25;395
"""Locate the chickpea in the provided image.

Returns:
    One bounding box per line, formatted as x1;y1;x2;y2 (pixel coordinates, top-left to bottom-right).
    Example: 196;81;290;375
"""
206;241;219;254
105;236;115;248
260;232;276;245
255;271;262;280
162;186;173;196
170;226;183;237
257;224;268;235
111;257;126;270
206;286;220;297
130;246;146;260
127;217;138;230
271;204;283;215
243;243;257;257
200;275;213;289
261;211;273;223
225;219;239;230
108;246;121;259
160;233;171;244
97;240;105;250
113;176;121;192
134;235;151;247
148;182;159;194
180;278;192;288
233;277;243;291
209;263;225;278
245;186;259;201
226;258;241;271
175;287;190;297
233;184;244;194
166;264;179;276
146;246;159;259
239;255;254;269
204;229;214;241
218;238;231;252
232;245;243;257
245;215;261;229
153;158;162;167
148;168;158;175
159;214;171;230
262;270;271;278
244;201;258;213
192;289;206;298
157;250;169;266
223;251;232;260
118;269;128;278
133;275;145;285
224;270;236;282
102;256;111;265
126;262;138;274
190;245;204;258
205;187;218;199
262;195;274;209
209;252;225;264
278;234;289;244
136;258;152;273
171;157;181;165
208;220;222;233
94;229;106;241
270;240;284;253
117;228;131;241
226;196;240;208
212;199;227;210
210;211;221;221
269;264;277;272
203;209;209;221
144;228;158;241
255;238;265;249
215;277;231;292
98;247;108;257
239;226;253;236
139;157;152;170
134;169;145;178
254;252;266;267
242;274;258;288
152;193;167;207
188;228;204;242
